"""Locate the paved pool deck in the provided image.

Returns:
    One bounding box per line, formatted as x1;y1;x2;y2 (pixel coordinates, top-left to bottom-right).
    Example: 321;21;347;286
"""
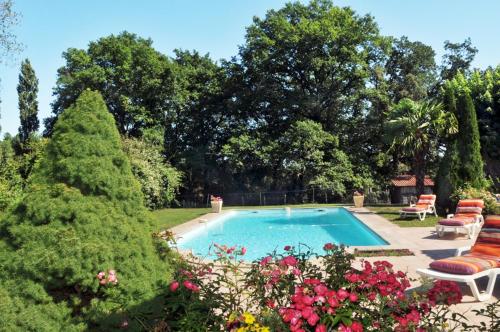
170;207;498;325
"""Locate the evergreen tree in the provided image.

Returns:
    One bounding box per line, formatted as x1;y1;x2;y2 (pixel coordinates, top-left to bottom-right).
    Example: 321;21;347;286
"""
435;82;460;210
0;90;172;330
17;58;39;142
455;89;486;189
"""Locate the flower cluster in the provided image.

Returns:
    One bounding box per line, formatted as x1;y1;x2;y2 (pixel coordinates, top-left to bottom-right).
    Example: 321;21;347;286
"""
169;268;205;293
211;195;223;202
165;243;466;331
426;280;462;306
96;269;118;285
280;278;363;332
214;243;247;259
226;312;270;332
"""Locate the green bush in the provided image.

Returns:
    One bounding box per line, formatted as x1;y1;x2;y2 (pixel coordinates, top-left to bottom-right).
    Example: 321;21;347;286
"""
451;186;497;215
0;90;172;330
122;137;182;209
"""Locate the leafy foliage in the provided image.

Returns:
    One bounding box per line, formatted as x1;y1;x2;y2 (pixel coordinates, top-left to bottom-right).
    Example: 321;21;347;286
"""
47;32;175;136
451;186;498;215
122;137;182;209
385;98;457;195
0;90;172;330
221;120;371;195
0;135;22;210
17;58;40;142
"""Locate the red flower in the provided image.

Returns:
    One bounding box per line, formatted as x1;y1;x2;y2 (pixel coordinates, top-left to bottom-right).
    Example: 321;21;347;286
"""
349;293;358;302
284;245;292;251
315;324;327;332
169;281;179;292
323;243;335;251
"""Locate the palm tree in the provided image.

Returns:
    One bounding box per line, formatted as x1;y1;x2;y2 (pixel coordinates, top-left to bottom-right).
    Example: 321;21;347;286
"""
386;98;458;195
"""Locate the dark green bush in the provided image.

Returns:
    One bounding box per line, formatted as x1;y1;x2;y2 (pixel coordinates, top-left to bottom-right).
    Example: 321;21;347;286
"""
0;90;172;331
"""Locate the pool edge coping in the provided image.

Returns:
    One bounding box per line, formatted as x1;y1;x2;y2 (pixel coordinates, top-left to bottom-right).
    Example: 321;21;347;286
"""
169;206;421;255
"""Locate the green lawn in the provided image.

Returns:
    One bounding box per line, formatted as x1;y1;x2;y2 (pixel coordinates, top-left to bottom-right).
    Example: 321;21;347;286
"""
151;208;211;230
366;205;441;227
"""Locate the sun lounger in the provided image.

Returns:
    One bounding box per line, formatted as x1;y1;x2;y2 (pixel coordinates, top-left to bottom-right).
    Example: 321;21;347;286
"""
400;194;437;221
418;215;500;301
436;199;484;239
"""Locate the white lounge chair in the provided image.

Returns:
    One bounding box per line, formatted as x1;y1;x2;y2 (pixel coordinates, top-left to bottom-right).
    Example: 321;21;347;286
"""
399;194;437;221
436;199;484;239
418;215;500;301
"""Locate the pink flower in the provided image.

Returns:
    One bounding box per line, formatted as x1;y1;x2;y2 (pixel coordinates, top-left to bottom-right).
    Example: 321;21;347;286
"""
350;321;363;332
183;280;200;292
281;255;298;266
169;281;179;292
260;256;272;266
314;284;328;296
107;270;118;284
266;299;276;308
315;324;327;332
284;245;292;251
337;289;349;301
349;293;358;302
306;312;320;326
96;272;106;280
292;268;301;276
241;247;247;255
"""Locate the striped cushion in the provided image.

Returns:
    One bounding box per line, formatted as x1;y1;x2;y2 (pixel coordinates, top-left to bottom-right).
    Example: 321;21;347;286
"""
471;215;500;258
417;199;434;205
438;218;475;226
456;206;483;215
419;195;436;201
402;207;426;212
457;199;484;208
430;254;497;275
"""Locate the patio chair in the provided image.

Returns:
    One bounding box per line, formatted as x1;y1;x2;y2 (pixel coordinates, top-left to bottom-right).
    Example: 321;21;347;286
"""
436;199;484;239
417;215;500;301
399;194;437;221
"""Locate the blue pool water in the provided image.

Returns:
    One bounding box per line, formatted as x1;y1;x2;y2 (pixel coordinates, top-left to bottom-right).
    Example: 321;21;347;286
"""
178;208;388;261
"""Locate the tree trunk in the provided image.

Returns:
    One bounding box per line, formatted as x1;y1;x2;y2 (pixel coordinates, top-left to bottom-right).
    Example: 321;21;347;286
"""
414;151;426;196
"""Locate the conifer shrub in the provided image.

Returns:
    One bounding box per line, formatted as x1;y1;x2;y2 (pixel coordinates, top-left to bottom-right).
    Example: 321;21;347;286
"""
0;90;172;330
455;90;486;189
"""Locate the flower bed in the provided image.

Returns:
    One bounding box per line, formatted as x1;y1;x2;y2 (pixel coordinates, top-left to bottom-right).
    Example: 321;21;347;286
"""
161;243;499;331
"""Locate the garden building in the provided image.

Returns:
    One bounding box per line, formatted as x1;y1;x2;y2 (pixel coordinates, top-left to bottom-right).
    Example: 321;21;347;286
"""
390;175;435;204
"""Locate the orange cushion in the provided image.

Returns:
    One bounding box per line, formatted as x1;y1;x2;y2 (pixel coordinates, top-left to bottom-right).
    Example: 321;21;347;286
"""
457;199;484;208
471;215;500;258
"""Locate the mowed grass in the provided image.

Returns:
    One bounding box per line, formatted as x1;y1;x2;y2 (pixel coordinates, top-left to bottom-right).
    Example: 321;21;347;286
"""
366;205;441;227
151;208;211;230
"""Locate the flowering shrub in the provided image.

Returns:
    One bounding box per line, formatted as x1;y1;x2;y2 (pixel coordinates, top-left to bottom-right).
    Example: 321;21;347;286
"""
162;243;497;331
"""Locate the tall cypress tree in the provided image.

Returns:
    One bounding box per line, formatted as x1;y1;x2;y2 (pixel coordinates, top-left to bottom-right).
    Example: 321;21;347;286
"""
455;89;485;189
17;58;39;142
435;82;460;210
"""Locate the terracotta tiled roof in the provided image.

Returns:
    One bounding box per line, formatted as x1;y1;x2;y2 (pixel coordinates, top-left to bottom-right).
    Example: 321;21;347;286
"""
391;175;434;187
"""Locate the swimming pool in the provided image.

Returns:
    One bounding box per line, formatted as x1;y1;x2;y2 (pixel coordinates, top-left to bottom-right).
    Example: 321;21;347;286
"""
178;208;388;261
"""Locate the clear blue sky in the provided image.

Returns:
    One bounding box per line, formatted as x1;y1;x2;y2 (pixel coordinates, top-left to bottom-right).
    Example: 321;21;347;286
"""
1;0;499;135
